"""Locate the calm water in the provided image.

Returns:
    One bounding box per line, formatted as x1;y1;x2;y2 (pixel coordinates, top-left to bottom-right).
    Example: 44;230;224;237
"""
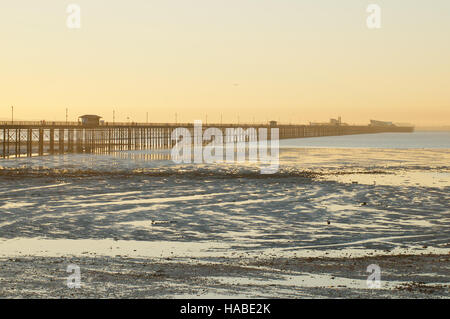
280;131;450;149
1;132;449;176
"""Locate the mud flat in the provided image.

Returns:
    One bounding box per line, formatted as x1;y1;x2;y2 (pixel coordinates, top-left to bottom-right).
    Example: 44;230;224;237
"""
0;253;448;298
0;145;449;298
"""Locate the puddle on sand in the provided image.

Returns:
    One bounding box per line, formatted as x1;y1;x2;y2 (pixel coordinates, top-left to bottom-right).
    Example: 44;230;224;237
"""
0;238;247;258
0;202;34;209
208;273;405;290
0;238;447;259
324;171;450;187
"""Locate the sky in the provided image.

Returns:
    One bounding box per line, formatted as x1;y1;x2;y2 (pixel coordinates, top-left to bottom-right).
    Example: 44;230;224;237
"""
0;0;449;125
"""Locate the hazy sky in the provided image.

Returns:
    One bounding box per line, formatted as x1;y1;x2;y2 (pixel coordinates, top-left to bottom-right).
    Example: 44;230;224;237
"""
1;1;449;125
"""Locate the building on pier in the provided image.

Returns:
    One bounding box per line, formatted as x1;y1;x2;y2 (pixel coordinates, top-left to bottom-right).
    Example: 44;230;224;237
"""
79;115;102;126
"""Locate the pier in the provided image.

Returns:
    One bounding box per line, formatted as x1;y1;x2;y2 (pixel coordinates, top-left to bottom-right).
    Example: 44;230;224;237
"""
0;121;413;159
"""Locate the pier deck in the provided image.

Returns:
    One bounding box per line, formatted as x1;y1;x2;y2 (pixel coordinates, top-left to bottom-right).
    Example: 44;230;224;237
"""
0;121;414;158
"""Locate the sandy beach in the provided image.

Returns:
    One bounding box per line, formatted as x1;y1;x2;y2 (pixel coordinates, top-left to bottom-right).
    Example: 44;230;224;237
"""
0;135;449;298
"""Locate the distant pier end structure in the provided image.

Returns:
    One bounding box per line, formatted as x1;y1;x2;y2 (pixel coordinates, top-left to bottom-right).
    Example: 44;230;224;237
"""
370;119;414;130
370;120;394;127
0;117;414;158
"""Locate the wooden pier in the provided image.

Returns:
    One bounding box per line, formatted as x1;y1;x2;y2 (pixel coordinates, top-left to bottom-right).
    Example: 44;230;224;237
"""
0;121;413;159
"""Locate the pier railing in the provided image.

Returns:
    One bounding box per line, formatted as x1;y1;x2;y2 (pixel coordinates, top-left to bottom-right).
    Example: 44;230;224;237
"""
0;121;269;128
0;121;414;159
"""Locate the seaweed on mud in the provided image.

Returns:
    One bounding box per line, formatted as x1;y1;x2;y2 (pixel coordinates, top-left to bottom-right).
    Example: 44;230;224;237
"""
0;167;320;179
394;282;450;294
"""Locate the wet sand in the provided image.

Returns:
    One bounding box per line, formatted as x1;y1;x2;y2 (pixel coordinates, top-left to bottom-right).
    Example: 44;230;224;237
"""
0;253;448;298
0;147;449;298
